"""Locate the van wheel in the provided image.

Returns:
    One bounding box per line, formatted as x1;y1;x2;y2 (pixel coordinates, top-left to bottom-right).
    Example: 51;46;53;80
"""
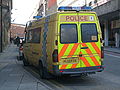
39;62;51;79
23;55;29;66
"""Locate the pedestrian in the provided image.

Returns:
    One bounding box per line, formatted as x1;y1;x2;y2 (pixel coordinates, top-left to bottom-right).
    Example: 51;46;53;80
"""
10;38;12;43
16;36;20;47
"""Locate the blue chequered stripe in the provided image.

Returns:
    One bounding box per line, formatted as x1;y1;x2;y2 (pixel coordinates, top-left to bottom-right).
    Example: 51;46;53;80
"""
41;16;50;66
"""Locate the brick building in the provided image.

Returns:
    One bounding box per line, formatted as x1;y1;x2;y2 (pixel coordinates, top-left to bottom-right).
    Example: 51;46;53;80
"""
9;24;25;39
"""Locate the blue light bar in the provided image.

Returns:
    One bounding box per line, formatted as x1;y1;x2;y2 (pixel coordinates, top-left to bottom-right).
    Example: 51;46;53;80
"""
58;6;92;11
58;6;72;11
33;16;42;19
81;6;92;10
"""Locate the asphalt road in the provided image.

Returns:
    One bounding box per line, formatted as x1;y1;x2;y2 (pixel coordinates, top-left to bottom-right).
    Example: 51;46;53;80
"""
49;52;120;90
0;44;120;90
25;51;120;90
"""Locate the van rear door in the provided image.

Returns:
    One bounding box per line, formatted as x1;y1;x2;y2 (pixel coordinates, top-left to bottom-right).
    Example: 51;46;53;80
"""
58;13;81;70
58;13;101;70
79;13;101;68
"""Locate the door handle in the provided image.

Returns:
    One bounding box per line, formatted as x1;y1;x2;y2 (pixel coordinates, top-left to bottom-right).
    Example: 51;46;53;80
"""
81;47;88;49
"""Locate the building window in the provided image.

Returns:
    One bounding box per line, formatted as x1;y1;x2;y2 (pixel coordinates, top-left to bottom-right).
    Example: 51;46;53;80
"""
27;30;32;43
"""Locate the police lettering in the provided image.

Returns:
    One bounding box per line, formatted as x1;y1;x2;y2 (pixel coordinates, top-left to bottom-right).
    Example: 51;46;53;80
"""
66;15;88;22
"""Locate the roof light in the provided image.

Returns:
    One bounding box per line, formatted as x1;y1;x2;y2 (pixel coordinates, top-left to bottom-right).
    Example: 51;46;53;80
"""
58;6;92;11
81;6;92;10
58;6;73;11
33;16;42;19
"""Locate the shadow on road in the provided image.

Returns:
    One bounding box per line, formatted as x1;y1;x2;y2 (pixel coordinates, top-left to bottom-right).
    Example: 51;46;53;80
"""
23;65;103;87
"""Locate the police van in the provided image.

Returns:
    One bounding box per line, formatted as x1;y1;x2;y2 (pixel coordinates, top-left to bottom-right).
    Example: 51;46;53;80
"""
23;6;104;79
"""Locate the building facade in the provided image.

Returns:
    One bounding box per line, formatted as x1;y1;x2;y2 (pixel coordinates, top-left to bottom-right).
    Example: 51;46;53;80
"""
0;0;12;52
9;24;25;39
36;0;120;47
37;0;47;17
92;0;120;47
37;0;88;17
29;1;40;20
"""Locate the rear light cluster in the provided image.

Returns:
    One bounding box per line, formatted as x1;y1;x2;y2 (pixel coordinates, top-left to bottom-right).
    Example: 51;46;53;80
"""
101;47;104;58
52;49;58;62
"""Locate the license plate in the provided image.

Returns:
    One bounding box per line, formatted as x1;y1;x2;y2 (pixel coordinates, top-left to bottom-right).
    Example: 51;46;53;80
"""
60;57;79;65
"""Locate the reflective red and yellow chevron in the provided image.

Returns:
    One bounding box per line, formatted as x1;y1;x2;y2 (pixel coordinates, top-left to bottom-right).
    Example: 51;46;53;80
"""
58;42;101;69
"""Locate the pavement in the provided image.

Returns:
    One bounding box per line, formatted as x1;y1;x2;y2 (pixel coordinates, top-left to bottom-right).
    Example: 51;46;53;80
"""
0;44;52;90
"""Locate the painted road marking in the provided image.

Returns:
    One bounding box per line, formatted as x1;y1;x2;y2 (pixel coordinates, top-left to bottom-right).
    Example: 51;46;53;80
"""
105;54;120;59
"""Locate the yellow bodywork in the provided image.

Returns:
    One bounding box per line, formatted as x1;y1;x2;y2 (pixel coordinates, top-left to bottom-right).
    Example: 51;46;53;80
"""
23;11;103;74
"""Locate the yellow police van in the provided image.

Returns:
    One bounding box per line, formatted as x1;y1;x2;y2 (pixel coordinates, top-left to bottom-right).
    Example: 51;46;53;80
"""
23;6;104;79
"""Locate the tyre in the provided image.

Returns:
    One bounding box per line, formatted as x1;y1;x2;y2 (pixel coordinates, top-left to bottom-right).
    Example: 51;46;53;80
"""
23;55;29;66
39;61;52;79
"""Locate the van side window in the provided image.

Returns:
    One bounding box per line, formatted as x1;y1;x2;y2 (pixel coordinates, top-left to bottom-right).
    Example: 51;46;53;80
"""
26;28;41;43
81;23;98;43
32;28;41;43
60;24;78;44
27;30;33;43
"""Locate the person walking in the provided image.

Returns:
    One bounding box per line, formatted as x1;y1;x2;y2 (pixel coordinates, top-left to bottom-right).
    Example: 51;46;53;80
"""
16;36;20;47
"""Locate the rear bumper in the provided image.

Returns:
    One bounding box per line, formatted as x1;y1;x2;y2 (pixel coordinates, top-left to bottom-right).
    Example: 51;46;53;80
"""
52;65;104;76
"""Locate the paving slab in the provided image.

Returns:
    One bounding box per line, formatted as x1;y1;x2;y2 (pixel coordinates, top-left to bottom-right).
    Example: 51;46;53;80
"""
0;44;53;90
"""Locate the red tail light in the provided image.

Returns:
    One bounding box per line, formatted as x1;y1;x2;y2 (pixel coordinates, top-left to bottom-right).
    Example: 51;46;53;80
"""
52;49;58;62
101;47;104;58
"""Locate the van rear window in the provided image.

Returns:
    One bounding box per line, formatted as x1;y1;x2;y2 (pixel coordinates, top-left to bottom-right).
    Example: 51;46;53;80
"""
60;24;78;44
81;23;98;43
